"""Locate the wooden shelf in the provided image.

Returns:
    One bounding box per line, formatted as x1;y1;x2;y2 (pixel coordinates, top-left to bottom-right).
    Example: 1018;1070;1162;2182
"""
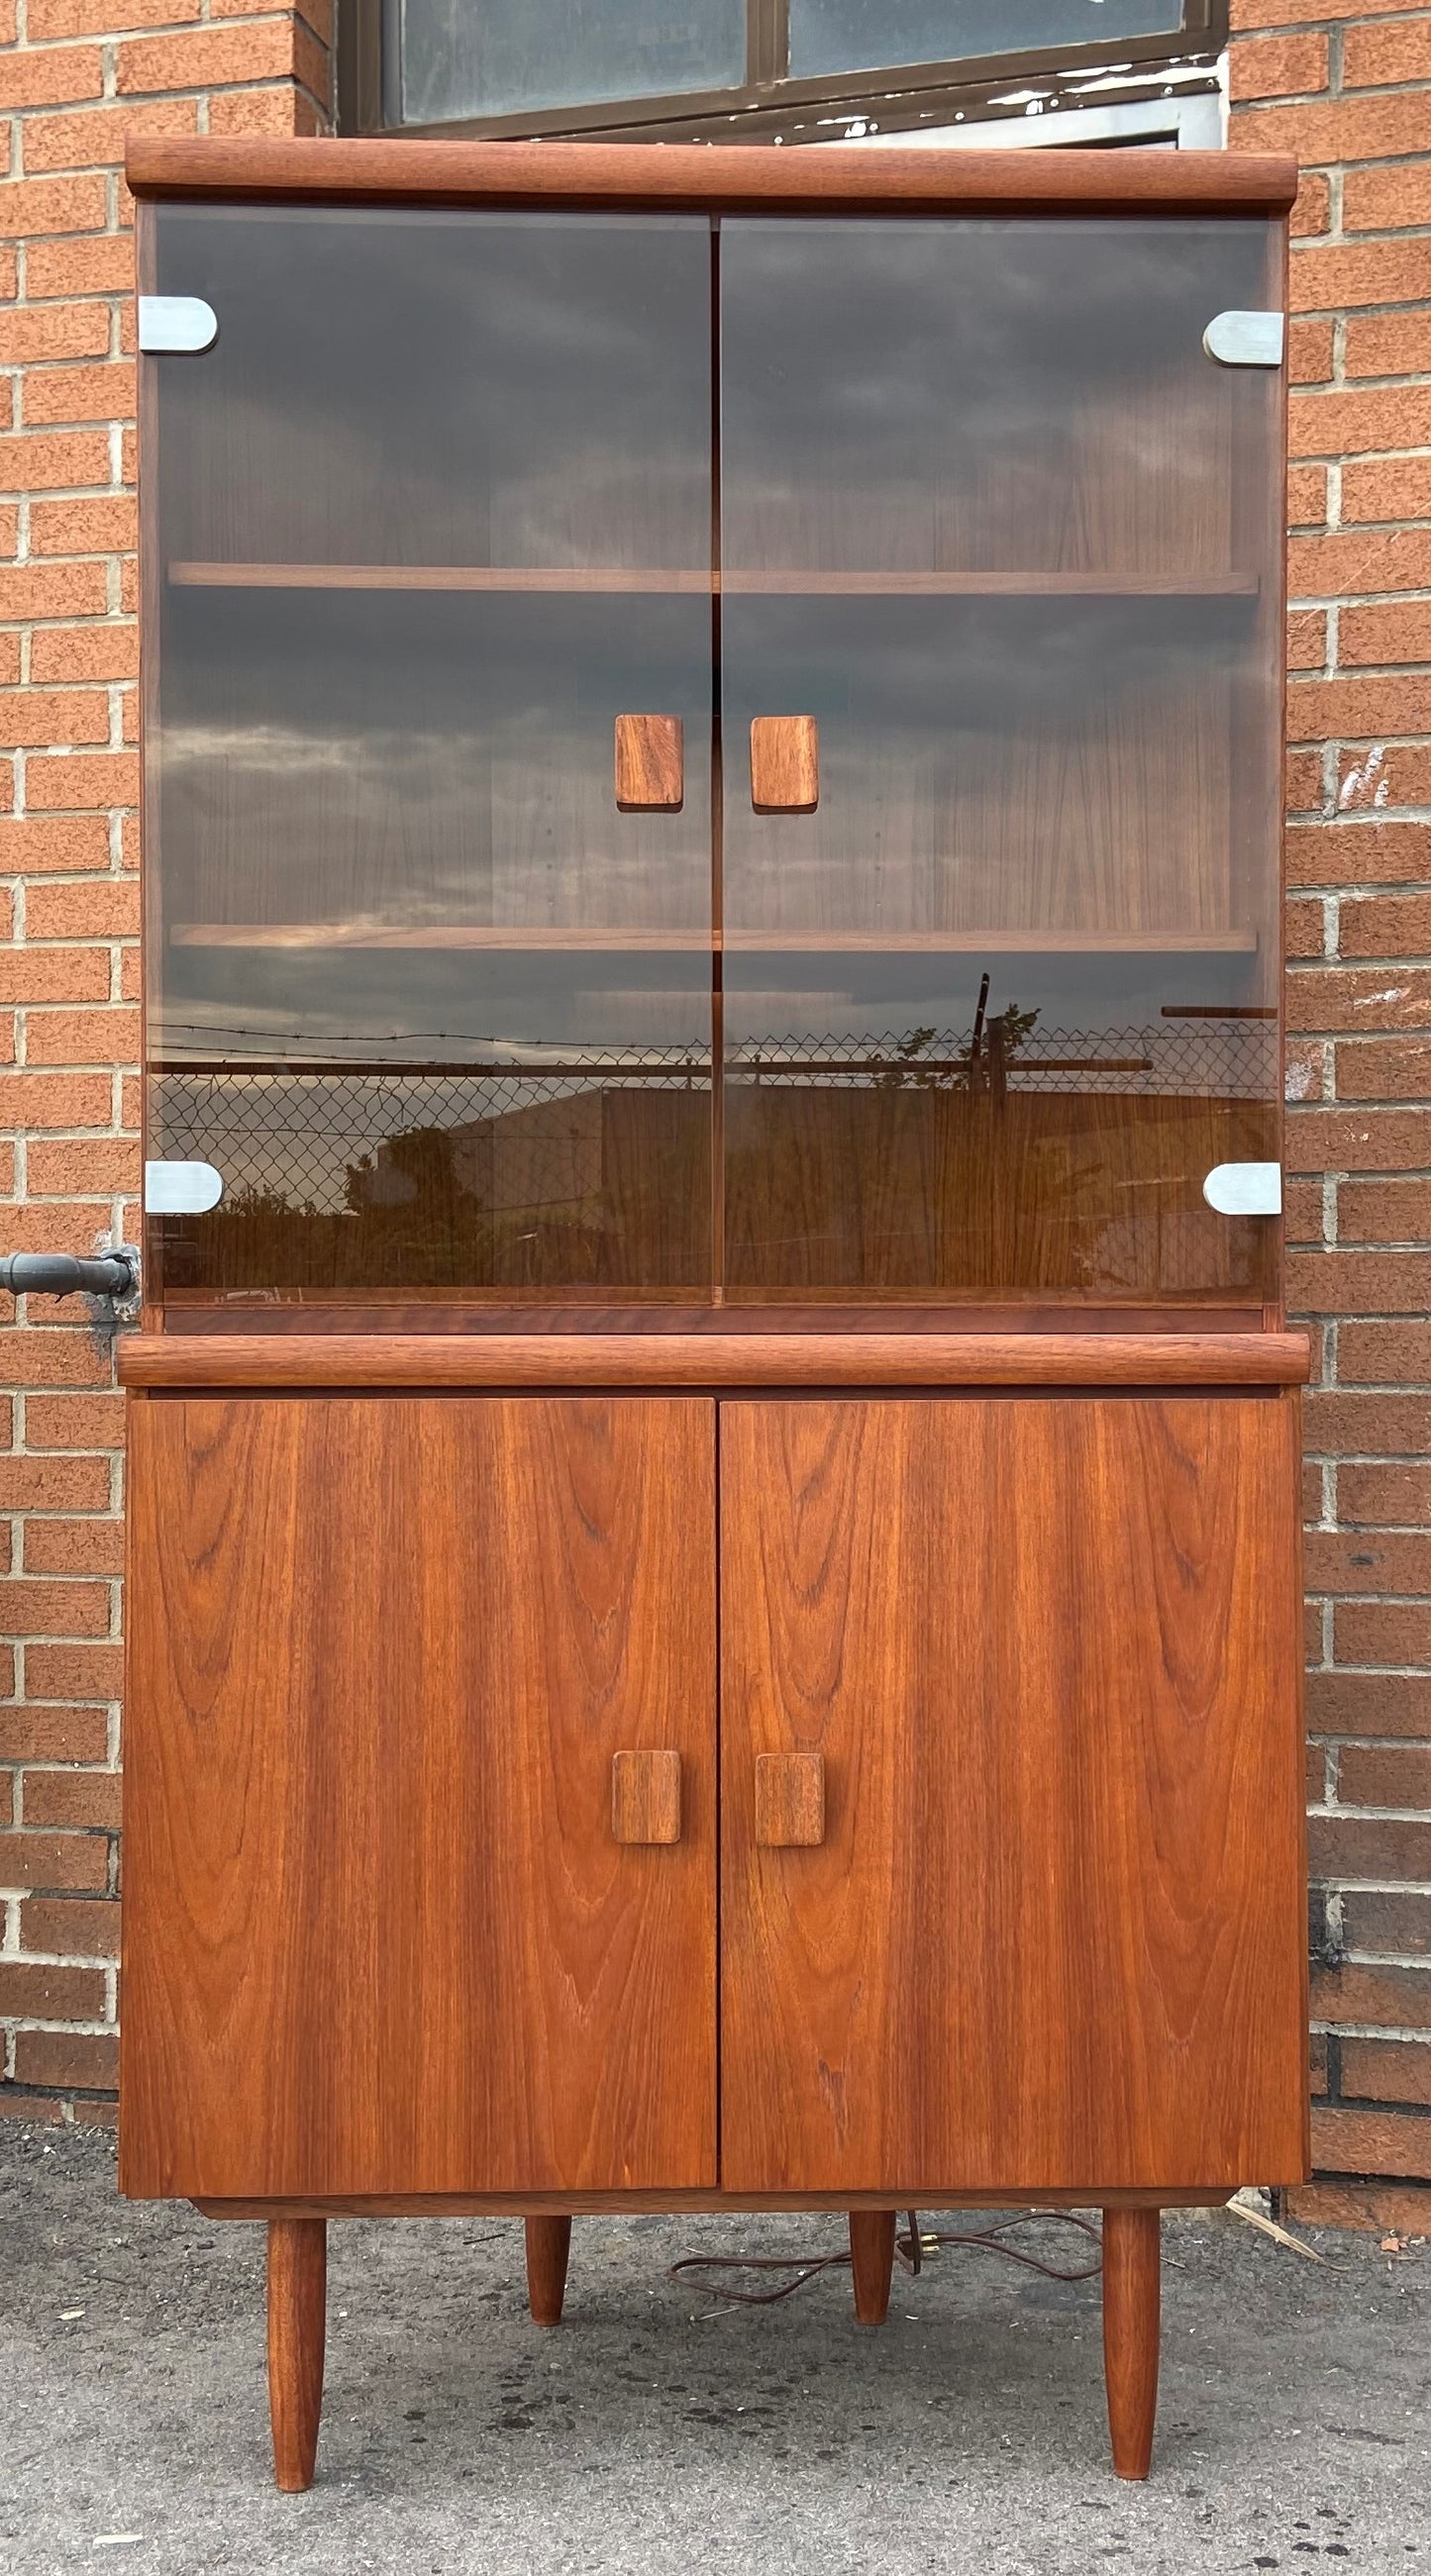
168;561;1261;600
172;923;1259;955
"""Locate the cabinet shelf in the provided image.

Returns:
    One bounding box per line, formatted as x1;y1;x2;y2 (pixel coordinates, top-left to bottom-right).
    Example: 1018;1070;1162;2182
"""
172;924;1259;955
168;561;1261;600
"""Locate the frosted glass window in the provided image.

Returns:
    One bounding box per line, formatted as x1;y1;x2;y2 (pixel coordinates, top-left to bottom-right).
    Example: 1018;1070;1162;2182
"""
789;0;1181;79
397;0;746;126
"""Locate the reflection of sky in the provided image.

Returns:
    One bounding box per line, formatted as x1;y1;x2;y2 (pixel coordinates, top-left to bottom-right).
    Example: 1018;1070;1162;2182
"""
157;943;1262;1066
720;594;1274;941
154;207;711;569
723;947;1267;1039
152;207;1278;1072
157;951;712;1063
721;218;1273;569
154;589;712;1051
397;0;745;123
789;0;1179;77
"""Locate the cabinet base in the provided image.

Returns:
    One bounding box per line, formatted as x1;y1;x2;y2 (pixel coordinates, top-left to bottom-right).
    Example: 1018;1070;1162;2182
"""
199;2183;1228;2219
258;2198;1173;2493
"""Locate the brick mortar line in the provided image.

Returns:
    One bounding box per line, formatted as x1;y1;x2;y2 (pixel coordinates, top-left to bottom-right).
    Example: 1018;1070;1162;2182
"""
1328;1810;1431;1825
1306;1876;1431;1891
4;13;316;45
0;2016;113;2035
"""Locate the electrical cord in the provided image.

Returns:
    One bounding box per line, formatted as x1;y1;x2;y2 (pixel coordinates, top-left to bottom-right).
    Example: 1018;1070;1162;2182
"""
668;2209;1103;2306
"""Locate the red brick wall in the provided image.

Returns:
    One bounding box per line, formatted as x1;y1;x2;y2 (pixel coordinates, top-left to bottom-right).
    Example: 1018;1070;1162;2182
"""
1233;1;1431;2220
0;2;329;2123
2;16;1429;2211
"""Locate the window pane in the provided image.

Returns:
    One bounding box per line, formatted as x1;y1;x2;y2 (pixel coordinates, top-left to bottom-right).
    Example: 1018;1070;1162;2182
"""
789;0;1181;80
396;0;747;126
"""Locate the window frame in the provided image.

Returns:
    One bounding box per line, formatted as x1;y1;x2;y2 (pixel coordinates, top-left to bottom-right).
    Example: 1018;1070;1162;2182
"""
339;0;1227;147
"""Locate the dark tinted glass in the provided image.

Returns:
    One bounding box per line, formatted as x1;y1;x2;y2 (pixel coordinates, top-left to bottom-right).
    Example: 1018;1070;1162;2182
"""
147;208;713;1308
393;0;746;125
719;219;1281;1308
789;0;1181;77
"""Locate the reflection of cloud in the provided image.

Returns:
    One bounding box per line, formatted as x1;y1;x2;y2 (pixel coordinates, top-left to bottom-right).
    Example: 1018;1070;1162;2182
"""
161;721;398;776
156;588;713;938
721;218;1270;572
790;0;1178;78
156;207;712;570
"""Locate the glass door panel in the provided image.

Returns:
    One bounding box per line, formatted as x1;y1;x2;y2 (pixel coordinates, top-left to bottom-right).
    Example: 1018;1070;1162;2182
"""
147;207;714;1307
718;217;1282;1307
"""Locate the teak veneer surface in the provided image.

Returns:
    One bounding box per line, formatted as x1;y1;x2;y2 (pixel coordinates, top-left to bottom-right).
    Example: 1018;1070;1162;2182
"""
193;2186;1232;2218
719;1396;1308;2194
118;1332;1311;1390
126;139;1298;215
168;564;1264;597
121;1396;717;2199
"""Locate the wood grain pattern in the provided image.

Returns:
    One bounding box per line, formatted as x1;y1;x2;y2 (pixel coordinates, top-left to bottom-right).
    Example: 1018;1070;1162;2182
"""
719;1395;1308;2194
755;1752;825;1847
267;2218;326;2492
721;1087;1279;1306
168;923;1256;951
525;2215;572;2326
612;1749;682;1845
159;1299;1272;1338
848;2211;896;2324
751;716;818;815
125;139;1298;215
615;715;684;813
120;1396;717;2199
172;564;714;592
118;1332;1312;1390
1102;2207;1161;2480
168;563;1262;597
195;2185;1232;2217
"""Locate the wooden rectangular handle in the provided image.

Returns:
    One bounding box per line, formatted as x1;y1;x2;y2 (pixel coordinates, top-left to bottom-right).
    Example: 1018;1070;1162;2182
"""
611;1748;682;1843
615;713;683;812
754;1751;825;1846
751;715;818;814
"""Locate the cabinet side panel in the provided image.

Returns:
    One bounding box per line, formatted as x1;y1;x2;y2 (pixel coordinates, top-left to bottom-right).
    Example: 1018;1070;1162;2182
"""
121;1394;717;2197
719;1392;1306;2193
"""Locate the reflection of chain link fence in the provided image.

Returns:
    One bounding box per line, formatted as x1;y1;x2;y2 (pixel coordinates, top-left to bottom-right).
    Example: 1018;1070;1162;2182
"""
152;1021;1275;1217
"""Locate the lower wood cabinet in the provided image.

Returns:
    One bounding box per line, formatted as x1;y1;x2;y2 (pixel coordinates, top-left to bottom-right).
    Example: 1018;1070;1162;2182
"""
120;1377;1307;2489
123;1386;1305;2206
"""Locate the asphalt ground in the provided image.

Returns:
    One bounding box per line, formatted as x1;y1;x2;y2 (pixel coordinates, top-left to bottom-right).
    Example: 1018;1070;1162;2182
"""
4;2126;1428;2575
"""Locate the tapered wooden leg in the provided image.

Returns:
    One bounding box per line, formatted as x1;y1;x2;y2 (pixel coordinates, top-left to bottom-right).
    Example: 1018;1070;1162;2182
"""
525;2215;572;2326
267;2218;326;2492
848;2210;896;2324
1101;2207;1161;2481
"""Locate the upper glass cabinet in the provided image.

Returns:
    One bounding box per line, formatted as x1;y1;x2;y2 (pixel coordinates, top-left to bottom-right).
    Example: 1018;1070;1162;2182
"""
142;198;1284;1325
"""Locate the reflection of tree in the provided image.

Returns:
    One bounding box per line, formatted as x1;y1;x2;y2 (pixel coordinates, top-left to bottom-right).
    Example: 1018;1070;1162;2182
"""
153;1017;1277;1303
872;1006;1040;1091
187;1103;704;1292
345;1123;456;1214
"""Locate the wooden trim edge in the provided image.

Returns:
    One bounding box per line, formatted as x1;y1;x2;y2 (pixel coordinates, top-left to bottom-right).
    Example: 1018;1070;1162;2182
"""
123;137;1299;214
118;1330;1312;1390
177;2186;1238;2218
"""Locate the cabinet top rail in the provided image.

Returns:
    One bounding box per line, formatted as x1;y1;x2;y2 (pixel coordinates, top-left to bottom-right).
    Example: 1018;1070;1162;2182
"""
119;1331;1312;1392
125;139;1299;219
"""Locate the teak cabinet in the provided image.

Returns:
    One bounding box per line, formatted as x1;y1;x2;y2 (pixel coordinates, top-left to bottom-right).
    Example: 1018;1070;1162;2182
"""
120;136;1307;2492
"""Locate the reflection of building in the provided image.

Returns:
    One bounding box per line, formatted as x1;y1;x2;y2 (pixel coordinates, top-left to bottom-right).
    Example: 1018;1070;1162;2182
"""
158;1022;1279;1217
452;1088;604;1221
345;1084;644;1235
347;1090;609;1226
